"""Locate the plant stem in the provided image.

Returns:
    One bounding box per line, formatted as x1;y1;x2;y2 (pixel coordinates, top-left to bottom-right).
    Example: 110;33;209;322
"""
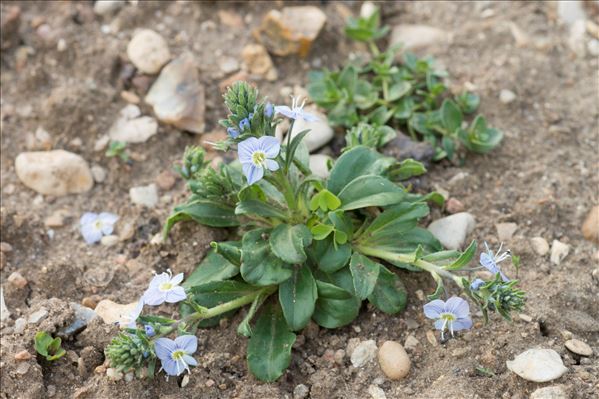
368;40;380;57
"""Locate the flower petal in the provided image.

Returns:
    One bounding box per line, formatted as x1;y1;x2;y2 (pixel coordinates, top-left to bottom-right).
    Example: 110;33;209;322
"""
258;136;280;158
170;273;184;286
80;212;98;226
154;338;176;360
274;105;294;119
265;159;279;172
80;223;103;244
98;212;119;225
142;288;166;306
434;319;446;331
148;273;170;290
242;163;264;185
451;318;473;331
175;335;198;354
238;137;259;164
165;286;187;303
445;296;470;319
423;299;445;319
183;354;198;367
160;357;180;376
299;111;319;122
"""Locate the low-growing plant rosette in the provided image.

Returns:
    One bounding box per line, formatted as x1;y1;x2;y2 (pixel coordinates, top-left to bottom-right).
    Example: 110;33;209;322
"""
104;81;525;381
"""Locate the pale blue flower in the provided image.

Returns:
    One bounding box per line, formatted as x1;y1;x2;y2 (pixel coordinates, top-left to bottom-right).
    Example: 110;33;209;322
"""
239;118;250;131
470;278;485;291
424;296;472;339
238;136;280;185
480;242;510;282
227;127;240;138
144;325;155;337
264;102;274;118
154;335;198;376
80;212;118;244
274;96;318;122
142;271;186;306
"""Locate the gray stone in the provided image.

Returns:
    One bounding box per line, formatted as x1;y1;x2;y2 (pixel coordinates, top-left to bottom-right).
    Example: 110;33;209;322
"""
127;29;170;74
350;339;377;368
530;385;567;399
427;212;476;250
499;89;516;104
288;106;333;152
14;317;27;333
382;132;435;165
368;385;387;399
550;240;570;265
293;384;310;399
506;349;568;382
108;105;158;143
58;303;97;337
93;0;125;16
564;339;593;356
557;1;586;25
28;308;49;324
530;237;549;256
100;235;119;247
129;184;158;208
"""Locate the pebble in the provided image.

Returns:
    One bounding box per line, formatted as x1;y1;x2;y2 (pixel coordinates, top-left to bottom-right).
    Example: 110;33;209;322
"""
382;132;435;165
581;205;599;243
427;212;476;250
550;240;570;265
445;198;464;214
506;348;568;382
155;170;176;191
0;289;10;321
126;29;170;74
120;90;140;104
108;104;158;144
368;385;387;399
309;154;332;179
0;242;13;252
350;339;378;368
518;313;533;323
15;150;93;196
530;237;550;256
106;367;123;381
146;53;206;133
14;317;27;333
100;235;119;247
256;6;327;57
14;350;32;361
499;89;517;104
93;0;125;16
16;362;30;375
241;44;277;81
28;308;49;324
564;339;593;357
129;184;158;208
81;296;99;309
360;2;378;19
495;222;518;241
44;209;70;228
389;25;447;52
125;372;135;383
94;299;138;325
8;271;28;288
378;341;411;380
426;330;438;347
91;165;107;183
293;384;310;399
94;135;110;152
180;374;189;387
288;106;334;152
530;385;567;399
403;335;420;351
219;56;239;74
587;39;599;57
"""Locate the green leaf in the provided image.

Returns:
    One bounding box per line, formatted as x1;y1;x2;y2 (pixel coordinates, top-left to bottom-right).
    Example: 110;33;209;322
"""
367;266;407;314
442;136;455;159
286;129;310;171
441;99;463;133
247;304;296;382
34;331;66;361
309;237;352;273
235;200;287;220
455;92;480;114
183;250;239;288
210;241;242;267
269;224;313;264
237;290;270;337
358;202;430;247
313;280;360;329
279;265;318;330
309;189;341;212
387;81;412;101
444;240;477;270
164;199;239;235
459;115;503;153
241;229;293;286
338;175;405;210
238;184;266;202
393;96;415;120
367;105;394;125
349;253;380;299
327;146;395;195
310;223;334;240
387;159;427;181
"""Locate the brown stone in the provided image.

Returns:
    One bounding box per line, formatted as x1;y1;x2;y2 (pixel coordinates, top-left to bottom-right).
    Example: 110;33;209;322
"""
201;131;228;151
8;271;28;288
218;10;244;29
14;350;32;361
241;44;277;80
155;170;176;191
582;205;599;243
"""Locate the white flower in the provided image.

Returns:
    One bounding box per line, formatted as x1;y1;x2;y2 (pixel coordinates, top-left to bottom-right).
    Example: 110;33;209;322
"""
143;271;186;306
79;212;118;244
274;96;318;122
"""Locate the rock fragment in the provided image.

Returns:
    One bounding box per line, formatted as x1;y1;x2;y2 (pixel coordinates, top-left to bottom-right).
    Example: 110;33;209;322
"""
427;212;476;250
127;29;170;74
506;348;568;382
108;104;158;143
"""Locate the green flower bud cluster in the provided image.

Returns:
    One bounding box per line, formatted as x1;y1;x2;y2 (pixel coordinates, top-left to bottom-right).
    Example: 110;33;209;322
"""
105;333;152;372
464;275;525;322
179;146;209;181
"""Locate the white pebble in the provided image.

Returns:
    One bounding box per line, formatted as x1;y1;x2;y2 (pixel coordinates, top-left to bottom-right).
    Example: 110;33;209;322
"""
350;340;377;368
550;240;570;265
499;89;516;104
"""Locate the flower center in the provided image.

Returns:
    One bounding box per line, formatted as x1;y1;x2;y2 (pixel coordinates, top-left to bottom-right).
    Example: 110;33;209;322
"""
159;282;173;291
251;151;267;167
440;312;456;322
94;220;103;230
171;350;186;361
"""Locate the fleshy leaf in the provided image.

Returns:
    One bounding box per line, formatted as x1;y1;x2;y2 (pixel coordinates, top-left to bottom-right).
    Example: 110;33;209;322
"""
349;253;381;299
279;265;318;331
269;224;313;264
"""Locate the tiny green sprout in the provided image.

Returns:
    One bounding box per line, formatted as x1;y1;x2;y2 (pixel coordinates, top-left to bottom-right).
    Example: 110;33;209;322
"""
511;254;521;277
475;366;496;377
105;140;129;161
34;331;66;361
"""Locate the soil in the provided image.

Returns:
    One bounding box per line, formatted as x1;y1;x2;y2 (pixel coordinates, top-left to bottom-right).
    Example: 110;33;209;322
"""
1;1;598;399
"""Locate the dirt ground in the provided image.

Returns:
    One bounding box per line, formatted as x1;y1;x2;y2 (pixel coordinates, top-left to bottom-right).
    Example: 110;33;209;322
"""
1;1;598;398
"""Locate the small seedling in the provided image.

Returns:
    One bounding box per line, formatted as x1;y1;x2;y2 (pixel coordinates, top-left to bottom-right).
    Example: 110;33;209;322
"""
105;140;129;162
34;331;66;361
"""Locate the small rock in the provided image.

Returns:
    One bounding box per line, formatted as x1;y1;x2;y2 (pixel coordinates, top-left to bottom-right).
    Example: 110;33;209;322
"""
360;2;378;19
426;330;438;347
255;6;327;57
499;89;516;104
368;385;387;399
219;56;239;74
155;170;176;191
564;339;593;357
14;317;26;333
129;184;158;208
557;1;586;25
350;339;378;368
446;198;464;214
495;222;518;241
293;384;310;399
382;132;435;165
378;341;411;380
518;313;533;323
530;385;567;399
550;240;570;265
44;210;70;228
404;335;420;351
146;53;205;133
15;150;93;196
587;39;599;57
0;242;13;252
309;154;331;179
94;300;138;326
218;10;244;29
0;289;10;321
15;362;30;375
334;349;345;365
568;20;587;56
120;90;140;104
241;43;277;80
389;25;447;52
530;237;550;256
58;303;96;337
126;29;170;74
100;235;119;247
581;205;599;243
91;165;107;183
93;0;125;16
506;348;568;382
8;271;28;288
288;106;333;152
108;104;158;143
94;135;110;152
28;308;49;324
81;297;99;309
427;212;476;250
106;367;123;381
